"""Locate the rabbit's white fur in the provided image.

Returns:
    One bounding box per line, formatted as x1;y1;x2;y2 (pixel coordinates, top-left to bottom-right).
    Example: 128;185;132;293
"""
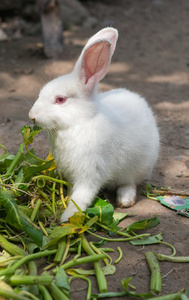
29;28;159;222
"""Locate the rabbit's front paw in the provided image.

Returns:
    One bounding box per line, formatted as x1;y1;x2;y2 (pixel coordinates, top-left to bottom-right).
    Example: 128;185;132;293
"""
60;204;77;223
116;184;136;208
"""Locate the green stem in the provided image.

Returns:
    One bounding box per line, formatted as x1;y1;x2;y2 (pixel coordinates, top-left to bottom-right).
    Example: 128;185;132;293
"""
54;236;67;263
25;144;46;163
0;255;23;268
70;275;92;300
0;143;7;155
59;172;67;209
0;249;57;277
4;143;24;178
114;247;123;264
9;275;53;286
20;291;39;300
0;289;28;300
80;233;107;293
149;292;188;300
71;199;82;212
92;291;127;298
32;175;72;186
0;234;26;256
30;199;42;222
99;248;114;253
47;281;70;300
158;241;176;256
51;182;56;213
53;253;106;274
28;260;39;295
38;190;54;212
89;242;110;266
39;221;49;237
145;252;162;294
60;235;70;265
87;230;150;242
96;221;131;238
36;177;46;188
155;253;189;262
38;285;53;300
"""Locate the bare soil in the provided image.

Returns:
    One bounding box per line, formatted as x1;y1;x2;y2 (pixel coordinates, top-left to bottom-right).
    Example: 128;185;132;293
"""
0;0;189;299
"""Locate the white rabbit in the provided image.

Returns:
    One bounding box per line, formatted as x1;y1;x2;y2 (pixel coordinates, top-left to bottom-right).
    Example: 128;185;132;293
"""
29;27;160;222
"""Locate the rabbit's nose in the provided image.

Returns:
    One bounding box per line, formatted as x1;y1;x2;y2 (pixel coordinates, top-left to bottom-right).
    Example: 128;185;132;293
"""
31;118;36;124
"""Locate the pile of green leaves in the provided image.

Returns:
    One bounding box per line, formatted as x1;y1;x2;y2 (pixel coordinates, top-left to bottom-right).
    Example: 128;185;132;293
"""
0;126;188;300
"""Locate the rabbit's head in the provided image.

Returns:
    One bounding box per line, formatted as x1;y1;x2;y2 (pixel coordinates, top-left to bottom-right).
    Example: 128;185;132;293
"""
29;28;118;130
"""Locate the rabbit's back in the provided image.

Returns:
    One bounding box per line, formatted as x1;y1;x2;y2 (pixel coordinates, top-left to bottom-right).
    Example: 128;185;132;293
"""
97;88;160;185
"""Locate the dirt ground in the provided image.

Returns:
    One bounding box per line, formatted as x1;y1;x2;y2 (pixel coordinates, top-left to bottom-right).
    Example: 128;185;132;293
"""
0;0;189;298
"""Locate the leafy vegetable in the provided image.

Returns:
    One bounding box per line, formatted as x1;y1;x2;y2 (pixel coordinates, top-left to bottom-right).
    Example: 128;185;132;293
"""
130;233;163;245
0;125;187;300
125;215;160;233
21;125;42;146
0;190;43;247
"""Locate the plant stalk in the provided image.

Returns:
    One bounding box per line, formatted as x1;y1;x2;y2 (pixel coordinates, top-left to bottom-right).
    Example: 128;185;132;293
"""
145;251;162;294
0;234;26;256
0;249;57;277
5;143;24;178
9;275;53;286
53;253;106;274
80;233;107;293
0;289;28;300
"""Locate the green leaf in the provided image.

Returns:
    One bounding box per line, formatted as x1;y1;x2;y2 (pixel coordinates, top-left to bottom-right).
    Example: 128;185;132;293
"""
87;198;115;227
21;125;42;146
23;159;53;182
66;268;95;276
125;216;160;233
14;169;30;196
68;211;86;227
0;154;15;172
15;169;24;183
45;214;99;249
55;267;70;291
121;277;153;298
0;190;43;247
21;149;42;166
113;212;129;223
66;265;116;276
130;233;163;246
144;182;153;194
45;213;86;248
121;276;133;291
102;264;116;275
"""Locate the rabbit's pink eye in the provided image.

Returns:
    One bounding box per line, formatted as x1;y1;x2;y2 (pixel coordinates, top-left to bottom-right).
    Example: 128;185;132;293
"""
55;96;67;104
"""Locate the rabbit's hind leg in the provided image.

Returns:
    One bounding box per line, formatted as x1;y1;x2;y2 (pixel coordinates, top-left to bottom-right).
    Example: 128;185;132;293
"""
116;184;136;208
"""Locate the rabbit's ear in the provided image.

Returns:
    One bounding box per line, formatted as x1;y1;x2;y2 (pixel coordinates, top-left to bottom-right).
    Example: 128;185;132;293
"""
85;27;118;56
74;28;118;94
